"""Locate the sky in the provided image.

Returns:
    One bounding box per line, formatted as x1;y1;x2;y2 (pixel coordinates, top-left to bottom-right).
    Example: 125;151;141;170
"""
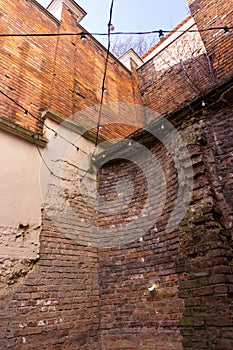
38;0;190;40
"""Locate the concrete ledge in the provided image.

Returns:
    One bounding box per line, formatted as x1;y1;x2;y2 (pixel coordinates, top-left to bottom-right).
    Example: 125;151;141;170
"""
42;108;109;145
0;117;48;147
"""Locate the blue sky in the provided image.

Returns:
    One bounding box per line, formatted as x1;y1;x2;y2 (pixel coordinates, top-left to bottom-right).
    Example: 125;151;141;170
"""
38;0;190;35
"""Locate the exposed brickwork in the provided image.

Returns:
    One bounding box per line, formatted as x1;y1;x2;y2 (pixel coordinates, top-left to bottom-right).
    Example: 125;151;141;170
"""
96;133;186;349
187;0;233;79
141;15;193;61
174;84;233;349
0;0;140;138
0;0;58;133
96;81;233;349
137;21;216;116
0;0;232;349
0;217;100;350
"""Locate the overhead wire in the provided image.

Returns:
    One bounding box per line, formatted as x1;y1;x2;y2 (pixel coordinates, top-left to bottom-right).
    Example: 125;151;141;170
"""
0;26;232;38
0;9;232;182
79;0;115;183
94;0;114;149
0;89;88;155
0;0;116;183
32;134;89;182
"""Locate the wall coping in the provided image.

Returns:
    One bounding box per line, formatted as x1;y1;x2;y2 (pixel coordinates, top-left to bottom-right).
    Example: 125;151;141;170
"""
42;108;110;146
0;117;48;147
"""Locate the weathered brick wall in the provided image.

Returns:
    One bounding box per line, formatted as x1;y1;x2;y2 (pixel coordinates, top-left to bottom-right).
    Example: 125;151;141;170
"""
96;131;186;349
0;0;58;133
1;79;232;350
0;217;100;350
0;1;232;349
177;82;233;349
97;80;233;349
137;20;216;116
0;0;140;138
0;106;102;348
187;0;233;79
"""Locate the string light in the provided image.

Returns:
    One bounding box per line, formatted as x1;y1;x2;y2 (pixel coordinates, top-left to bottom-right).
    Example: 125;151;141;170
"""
23;110;28;117
109;23;115;32
81;32;87;44
1;3;231;182
0;89;88;156
103;87;108;94
158;29;165;42
79;0;115;184
224;26;231;37
0;26;232;38
32;133;88;182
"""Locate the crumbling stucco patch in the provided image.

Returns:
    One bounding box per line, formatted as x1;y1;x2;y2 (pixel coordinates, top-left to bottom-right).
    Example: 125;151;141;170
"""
0;224;41;287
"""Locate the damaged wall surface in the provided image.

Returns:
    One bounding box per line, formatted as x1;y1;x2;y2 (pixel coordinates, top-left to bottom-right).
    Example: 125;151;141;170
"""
0;0;232;349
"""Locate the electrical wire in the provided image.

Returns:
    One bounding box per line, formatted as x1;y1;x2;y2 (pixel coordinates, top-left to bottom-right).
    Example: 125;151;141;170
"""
0;89;88;155
0;26;232;38
79;0;115;183
94;0;114;149
1;10;232;182
32;133;92;182
0;89;98;182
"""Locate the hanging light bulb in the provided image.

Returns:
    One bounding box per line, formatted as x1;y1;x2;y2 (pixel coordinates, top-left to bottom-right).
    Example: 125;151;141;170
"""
102;154;106;158
147;278;161;296
98;124;103;130
103;87;108;94
23;110;28;117
109;23;115;31
81;32;87;44
224;26;231;37
158;29;165;42
202;100;206;107
128;140;132;146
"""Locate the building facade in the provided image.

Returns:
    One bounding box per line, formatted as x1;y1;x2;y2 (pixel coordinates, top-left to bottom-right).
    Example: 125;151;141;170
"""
0;0;232;349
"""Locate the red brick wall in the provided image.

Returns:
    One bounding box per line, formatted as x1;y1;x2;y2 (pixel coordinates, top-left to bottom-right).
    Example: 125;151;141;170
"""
0;216;100;349
96;134;186;349
0;0;58;133
97;81;233;349
1;79;232;350
137;21;216;116
177;88;233;349
0;0;140;138
187;0;233;79
0;1;232;349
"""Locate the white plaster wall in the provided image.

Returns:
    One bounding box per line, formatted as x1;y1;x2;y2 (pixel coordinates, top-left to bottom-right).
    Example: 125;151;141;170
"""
0;130;42;280
0;130;42;227
0;122;98;282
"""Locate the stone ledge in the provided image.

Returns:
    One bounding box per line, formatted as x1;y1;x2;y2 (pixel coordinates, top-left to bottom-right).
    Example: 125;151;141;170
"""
42;108;110;146
0;117;48;147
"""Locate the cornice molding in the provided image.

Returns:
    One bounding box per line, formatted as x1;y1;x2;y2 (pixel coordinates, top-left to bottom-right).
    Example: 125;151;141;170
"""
0;117;48;147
